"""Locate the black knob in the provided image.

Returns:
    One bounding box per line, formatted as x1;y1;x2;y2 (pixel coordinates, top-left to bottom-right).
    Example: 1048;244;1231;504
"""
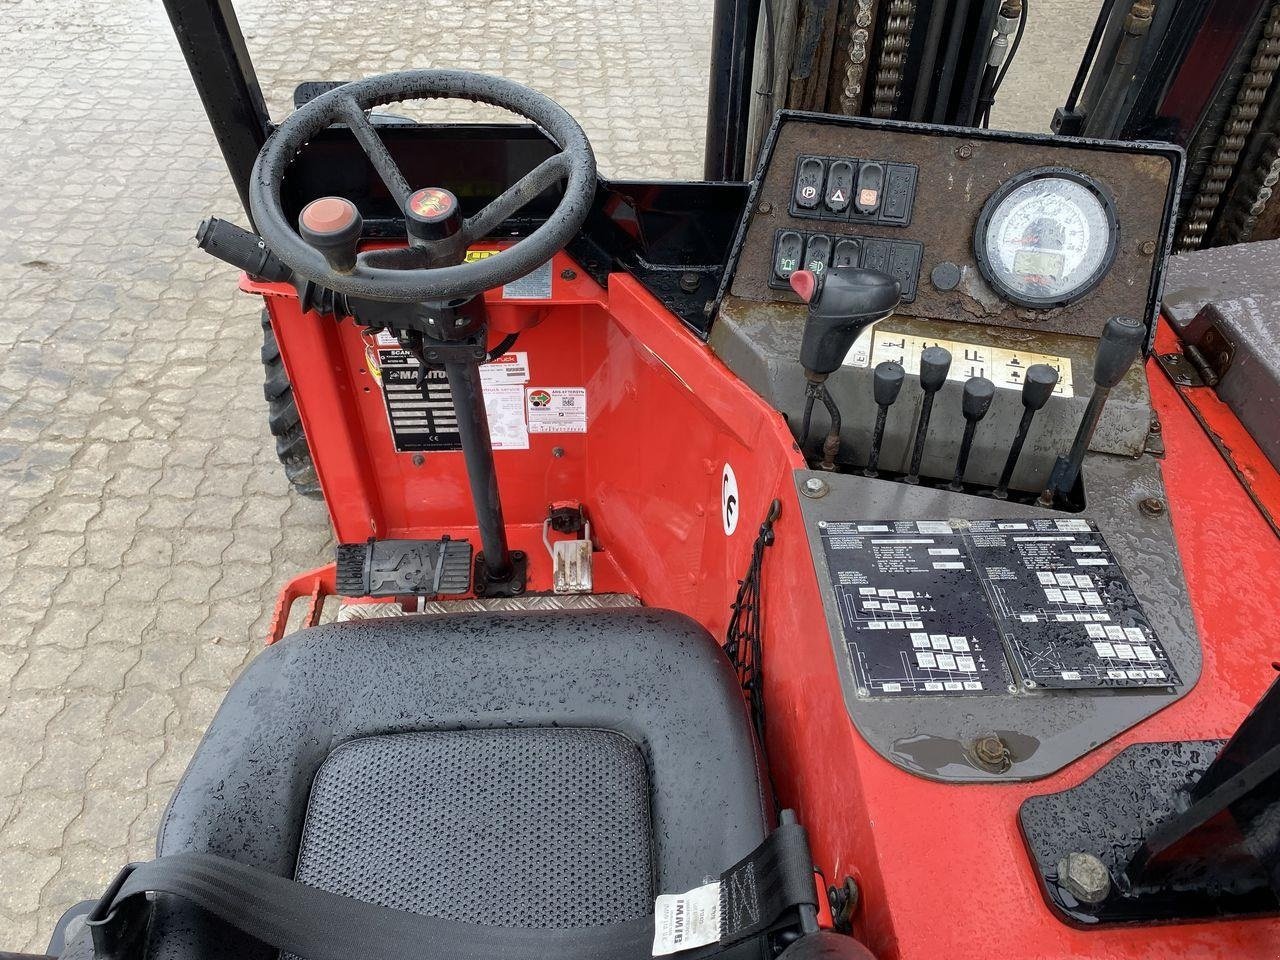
873;360;906;406
919;345;952;393
1022;363;1059;410
405;186;463;244
1093;316;1145;389
298;196;363;272
962;377;996;421
792;266;901;378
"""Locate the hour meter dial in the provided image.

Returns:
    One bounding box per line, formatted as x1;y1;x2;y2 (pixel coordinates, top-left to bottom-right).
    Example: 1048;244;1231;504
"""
974;168;1119;309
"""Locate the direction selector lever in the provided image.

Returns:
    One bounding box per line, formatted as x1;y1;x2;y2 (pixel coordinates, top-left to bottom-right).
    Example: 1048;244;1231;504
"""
790;266;902;470
1040;315;1145;505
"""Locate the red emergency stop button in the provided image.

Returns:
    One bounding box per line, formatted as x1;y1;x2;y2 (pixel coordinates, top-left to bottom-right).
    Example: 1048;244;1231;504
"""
405;187;462;242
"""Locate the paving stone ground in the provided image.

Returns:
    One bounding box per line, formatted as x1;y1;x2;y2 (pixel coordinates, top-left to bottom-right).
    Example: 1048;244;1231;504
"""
0;0;1092;951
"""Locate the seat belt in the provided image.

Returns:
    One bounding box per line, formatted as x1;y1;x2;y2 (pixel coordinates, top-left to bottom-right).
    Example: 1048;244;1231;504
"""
85;820;818;960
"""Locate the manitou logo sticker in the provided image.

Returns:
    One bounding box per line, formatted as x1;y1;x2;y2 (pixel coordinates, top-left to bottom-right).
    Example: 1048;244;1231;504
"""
721;463;740;536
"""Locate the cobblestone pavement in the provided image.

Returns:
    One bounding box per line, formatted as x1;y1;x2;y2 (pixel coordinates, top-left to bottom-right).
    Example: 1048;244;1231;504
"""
0;0;1091;951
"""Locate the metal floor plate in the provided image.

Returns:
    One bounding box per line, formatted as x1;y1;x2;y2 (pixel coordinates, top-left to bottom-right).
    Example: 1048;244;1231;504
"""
337;594;642;620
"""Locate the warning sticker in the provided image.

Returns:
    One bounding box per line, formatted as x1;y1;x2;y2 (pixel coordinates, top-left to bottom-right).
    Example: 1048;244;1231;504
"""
527;387;587;433
652;881;721;956
502;260;554;300
844;328;1074;397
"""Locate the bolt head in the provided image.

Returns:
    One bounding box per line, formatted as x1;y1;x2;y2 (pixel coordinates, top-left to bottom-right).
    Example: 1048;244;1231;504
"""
973;734;1012;772
803;477;829;498
1139;239;1157;256
1058;852;1111;904
560;268;577;280
956;143;974;160
1139;496;1166;517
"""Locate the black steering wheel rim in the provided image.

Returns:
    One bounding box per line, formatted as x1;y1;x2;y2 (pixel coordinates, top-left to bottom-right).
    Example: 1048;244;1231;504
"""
249;69;597;303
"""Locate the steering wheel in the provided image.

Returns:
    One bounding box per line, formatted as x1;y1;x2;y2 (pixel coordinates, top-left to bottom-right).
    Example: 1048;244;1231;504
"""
249;70;596;303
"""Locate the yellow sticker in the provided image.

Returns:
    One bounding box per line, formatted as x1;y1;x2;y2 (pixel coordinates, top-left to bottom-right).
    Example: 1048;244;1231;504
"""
464;249;499;262
844;328;1074;397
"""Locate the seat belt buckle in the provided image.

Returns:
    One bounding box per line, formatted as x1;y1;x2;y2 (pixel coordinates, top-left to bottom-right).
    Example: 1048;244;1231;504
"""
86;863;147;960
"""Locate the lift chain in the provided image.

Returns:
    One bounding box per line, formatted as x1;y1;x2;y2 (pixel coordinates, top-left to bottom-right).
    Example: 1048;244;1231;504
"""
838;0;878;115
870;0;916;119
1176;0;1280;251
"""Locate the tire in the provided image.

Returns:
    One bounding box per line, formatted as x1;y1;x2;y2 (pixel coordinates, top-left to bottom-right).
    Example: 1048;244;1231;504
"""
260;310;324;500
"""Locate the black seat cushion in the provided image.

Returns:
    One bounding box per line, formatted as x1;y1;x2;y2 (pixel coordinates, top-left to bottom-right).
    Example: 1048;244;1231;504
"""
140;608;769;960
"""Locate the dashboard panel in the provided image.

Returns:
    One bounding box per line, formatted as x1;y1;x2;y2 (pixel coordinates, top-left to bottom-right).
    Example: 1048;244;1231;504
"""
724;112;1182;340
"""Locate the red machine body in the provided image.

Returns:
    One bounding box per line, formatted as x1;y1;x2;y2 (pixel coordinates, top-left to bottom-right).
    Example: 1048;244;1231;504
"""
254;245;1280;958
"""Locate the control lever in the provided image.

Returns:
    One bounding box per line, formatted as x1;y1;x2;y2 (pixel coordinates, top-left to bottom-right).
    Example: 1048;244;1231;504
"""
1040;316;1145;505
948;377;996;491
993;363;1059;499
864;361;905;477
904;346;952;484
790;267;901;470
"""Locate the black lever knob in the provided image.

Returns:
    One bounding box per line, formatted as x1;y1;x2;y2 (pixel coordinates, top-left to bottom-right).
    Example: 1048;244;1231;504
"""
961;376;996;421
994;363;1059;499
905;346;952;484
1021;363;1060;411
791;266;901;378
949;376;995;491
865;360;905;477
919;345;952;393
299;197;363;272
873;360;906;407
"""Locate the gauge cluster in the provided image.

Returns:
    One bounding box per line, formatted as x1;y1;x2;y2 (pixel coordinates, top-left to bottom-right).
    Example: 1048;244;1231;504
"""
723;112;1181;340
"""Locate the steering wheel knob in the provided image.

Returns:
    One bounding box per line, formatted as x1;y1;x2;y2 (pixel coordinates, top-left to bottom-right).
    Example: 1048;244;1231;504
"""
299;197;362;272
405;187;462;245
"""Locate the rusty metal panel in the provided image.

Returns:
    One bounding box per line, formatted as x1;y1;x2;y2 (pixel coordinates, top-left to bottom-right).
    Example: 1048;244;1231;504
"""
726;113;1182;340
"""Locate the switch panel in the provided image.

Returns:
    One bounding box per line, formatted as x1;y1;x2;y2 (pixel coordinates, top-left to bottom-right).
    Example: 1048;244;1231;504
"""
790;155;918;226
770;229;922;301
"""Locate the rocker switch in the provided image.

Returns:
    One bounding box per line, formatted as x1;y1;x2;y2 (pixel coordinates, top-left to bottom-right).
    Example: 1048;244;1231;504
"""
795;158;825;210
774;230;804;281
825;160;855;213
833;238;861;268
855;162;885;215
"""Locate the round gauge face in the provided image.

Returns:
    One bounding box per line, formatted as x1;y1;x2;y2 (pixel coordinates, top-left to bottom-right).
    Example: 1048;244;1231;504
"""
974;169;1118;309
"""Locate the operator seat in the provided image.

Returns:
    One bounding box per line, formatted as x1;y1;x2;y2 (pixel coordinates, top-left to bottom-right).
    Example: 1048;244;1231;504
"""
132;608;769;960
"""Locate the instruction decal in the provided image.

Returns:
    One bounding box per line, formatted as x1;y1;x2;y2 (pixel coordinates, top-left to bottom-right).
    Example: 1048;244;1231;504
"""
844;328;1074;396
526;387;587;433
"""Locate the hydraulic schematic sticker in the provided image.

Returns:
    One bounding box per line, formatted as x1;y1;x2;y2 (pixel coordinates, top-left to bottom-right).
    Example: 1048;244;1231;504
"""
965;519;1180;689
820;518;1178;697
820;520;1014;697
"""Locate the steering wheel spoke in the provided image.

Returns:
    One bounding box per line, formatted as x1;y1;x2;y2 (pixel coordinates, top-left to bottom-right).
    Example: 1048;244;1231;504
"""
335;96;413;208
460;151;572;245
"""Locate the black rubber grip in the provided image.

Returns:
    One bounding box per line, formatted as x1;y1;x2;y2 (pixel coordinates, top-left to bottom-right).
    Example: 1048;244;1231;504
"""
1093;316;1145;389
196;218;293;283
